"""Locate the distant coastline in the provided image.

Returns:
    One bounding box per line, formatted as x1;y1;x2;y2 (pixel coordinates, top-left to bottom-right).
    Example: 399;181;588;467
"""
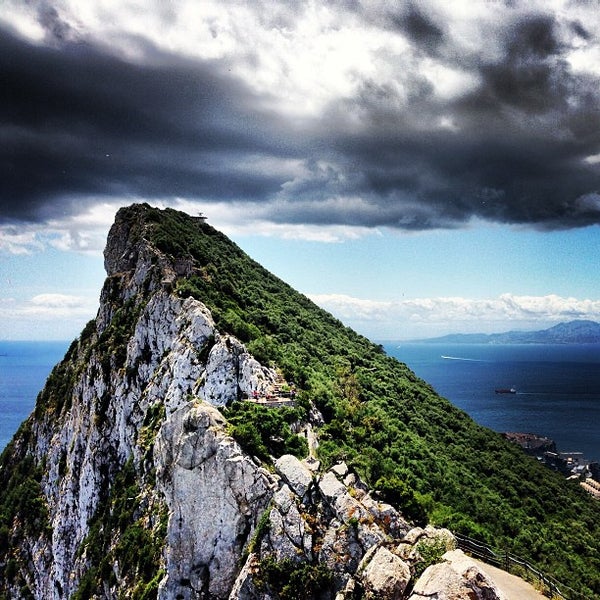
504;431;599;498
384;342;600;465
404;319;600;345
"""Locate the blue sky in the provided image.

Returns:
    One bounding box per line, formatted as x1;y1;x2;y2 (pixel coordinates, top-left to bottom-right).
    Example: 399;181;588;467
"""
1;1;600;341
1;212;598;341
241;225;599;300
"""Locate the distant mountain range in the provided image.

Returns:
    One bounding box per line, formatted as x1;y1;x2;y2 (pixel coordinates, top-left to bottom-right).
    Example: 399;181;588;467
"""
409;320;600;344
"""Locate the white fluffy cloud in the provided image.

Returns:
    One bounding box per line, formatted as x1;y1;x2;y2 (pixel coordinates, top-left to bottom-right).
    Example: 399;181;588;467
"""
0;227;43;255
0;202;118;255
0;293;97;339
309;292;600;339
1;293;95;318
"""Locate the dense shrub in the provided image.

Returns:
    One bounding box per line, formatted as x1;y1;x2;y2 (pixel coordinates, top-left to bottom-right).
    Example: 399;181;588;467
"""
224;401;308;462
256;556;333;600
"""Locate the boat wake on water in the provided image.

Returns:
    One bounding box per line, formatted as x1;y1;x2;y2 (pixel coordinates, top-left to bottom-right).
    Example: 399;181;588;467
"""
441;355;487;362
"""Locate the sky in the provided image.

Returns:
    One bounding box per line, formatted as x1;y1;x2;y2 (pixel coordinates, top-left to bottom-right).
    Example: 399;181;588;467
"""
1;0;599;341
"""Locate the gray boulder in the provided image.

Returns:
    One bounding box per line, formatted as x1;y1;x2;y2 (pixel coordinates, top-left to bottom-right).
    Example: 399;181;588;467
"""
360;546;411;599
409;549;508;600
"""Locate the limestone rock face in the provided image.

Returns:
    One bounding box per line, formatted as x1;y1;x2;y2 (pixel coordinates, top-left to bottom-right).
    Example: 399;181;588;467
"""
409;550;508;600
156;402;275;598
198;334;276;407
230;460;412;598
274;454;314;499
360;546;411;599
31;288;279;595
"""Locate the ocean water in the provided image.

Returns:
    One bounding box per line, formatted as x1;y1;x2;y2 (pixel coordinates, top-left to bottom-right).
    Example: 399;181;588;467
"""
0;341;70;451
385;343;600;463
1;341;599;464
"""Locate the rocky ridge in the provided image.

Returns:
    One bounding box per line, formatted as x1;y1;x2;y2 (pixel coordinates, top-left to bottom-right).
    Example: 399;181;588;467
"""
0;205;510;599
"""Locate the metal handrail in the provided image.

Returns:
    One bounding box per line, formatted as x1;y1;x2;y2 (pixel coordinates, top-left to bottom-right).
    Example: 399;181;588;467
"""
454;533;590;600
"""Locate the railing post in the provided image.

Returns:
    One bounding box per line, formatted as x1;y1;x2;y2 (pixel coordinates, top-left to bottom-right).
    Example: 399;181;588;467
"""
452;530;575;599
540;572;545;595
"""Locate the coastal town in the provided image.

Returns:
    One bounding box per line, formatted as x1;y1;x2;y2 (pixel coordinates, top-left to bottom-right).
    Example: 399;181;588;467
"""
503;432;600;499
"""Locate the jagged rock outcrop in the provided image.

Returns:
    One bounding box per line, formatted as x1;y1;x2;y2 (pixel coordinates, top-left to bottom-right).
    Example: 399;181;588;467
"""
155;402;275;598
0;205;521;599
408;550;508;600
0;206;283;599
360;546;411;599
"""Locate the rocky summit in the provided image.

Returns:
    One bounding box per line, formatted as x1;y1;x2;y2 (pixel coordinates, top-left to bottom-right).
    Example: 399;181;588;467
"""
0;204;597;599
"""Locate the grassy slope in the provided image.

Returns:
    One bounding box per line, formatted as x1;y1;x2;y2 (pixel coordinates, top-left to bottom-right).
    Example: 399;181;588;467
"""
144;206;599;598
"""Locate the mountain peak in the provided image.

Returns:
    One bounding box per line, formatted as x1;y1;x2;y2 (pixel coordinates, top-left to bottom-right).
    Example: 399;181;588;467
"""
103;203;150;276
0;204;598;599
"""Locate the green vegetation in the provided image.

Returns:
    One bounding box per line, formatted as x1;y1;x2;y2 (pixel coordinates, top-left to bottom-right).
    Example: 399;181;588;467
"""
143;206;600;598
255;556;333;600
414;536;456;578
0;426;50;595
0;451;49;541
34;341;79;419
246;505;272;556
96;296;145;376
72;459;167;600
224;401;308;462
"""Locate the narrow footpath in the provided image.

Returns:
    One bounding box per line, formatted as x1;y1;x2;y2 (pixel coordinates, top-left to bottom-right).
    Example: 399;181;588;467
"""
474;559;547;600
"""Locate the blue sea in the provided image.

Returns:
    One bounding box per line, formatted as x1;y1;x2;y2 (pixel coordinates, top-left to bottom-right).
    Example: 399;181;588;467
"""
1;341;599;464
385;343;600;463
0;341;70;451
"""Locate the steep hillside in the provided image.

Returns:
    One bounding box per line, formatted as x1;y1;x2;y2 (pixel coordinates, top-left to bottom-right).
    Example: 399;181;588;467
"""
0;204;598;599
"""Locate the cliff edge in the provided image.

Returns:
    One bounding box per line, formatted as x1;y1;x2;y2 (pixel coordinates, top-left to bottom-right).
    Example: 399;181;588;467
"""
0;204;596;599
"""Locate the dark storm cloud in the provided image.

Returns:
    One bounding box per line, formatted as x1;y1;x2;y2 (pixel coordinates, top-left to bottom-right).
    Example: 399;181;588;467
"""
0;26;294;222
570;20;590;41
37;4;74;43
2;5;600;232
302;10;600;231
479;14;566;113
391;4;445;53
